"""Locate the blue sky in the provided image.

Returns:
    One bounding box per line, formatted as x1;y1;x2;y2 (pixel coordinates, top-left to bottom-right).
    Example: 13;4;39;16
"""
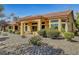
3;4;79;17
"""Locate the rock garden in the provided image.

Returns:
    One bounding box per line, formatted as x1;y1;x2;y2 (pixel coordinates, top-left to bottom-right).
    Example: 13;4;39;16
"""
0;28;79;55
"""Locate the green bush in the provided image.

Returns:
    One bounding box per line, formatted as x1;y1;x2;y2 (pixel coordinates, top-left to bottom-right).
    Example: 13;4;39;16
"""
15;31;20;34
0;31;1;35
2;33;8;36
63;32;74;41
12;31;15;33
8;29;13;33
29;36;42;46
75;31;79;36
46;29;60;39
38;29;47;37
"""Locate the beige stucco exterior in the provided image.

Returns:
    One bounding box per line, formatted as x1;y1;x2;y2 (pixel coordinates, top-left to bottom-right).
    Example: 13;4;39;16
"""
8;10;76;36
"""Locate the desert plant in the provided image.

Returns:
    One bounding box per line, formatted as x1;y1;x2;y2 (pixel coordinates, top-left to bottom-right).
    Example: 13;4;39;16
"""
29;36;42;46
0;31;1;35
46;29;60;39
12;31;15;33
15;31;20;34
2;33;8;36
8;29;13;33
63;32;74;41
38;29;47;37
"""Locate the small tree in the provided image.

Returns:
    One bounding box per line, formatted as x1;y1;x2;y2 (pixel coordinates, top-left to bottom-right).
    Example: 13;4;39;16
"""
13;16;19;21
10;13;19;21
63;32;74;41
0;5;5;20
76;13;79;30
0;5;4;12
0;5;6;31
0;20;8;31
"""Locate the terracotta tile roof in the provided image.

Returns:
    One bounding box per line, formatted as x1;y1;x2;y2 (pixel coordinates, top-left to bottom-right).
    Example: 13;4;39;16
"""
13;10;73;23
42;10;72;18
22;10;73;20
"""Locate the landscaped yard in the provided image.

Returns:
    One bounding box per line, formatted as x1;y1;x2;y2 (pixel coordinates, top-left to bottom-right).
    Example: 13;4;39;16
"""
0;31;79;55
42;37;79;55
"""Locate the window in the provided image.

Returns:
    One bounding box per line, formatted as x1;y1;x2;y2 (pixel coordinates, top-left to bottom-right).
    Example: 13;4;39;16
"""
61;19;66;22
25;26;27;31
61;24;65;32
51;19;58;22
9;26;12;29
32;26;37;31
15;26;18;30
25;23;28;25
32;23;37;25
41;25;45;29
51;24;58;29
42;22;45;24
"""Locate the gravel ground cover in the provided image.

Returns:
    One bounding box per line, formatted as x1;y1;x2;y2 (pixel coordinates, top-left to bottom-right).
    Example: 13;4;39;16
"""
0;44;64;55
42;37;79;55
0;32;79;55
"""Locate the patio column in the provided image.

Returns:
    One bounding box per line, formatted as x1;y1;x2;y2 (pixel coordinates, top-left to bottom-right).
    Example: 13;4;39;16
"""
38;20;41;31
58;19;61;31
28;21;32;33
28;25;31;32
45;20;49;29
20;22;24;36
65;21;68;32
13;25;15;32
49;20;51;28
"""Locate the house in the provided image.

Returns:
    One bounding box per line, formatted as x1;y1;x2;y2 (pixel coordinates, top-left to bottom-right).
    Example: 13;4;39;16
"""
0;20;9;32
8;10;76;36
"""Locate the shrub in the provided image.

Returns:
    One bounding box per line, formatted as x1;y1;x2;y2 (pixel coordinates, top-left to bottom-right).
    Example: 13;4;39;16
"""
12;31;15;34
38;29;47;37
75;31;79;36
0;31;1;35
63;32;74;41
46;29;60;39
8;29;13;33
29;36;42;46
15;31;20;34
2;33;8;36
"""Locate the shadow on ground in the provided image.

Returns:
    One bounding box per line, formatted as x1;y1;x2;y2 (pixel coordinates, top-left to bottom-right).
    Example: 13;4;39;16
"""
0;44;65;55
70;40;79;42
0;37;9;41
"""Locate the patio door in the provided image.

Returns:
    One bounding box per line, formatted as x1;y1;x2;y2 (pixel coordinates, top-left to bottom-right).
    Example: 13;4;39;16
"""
61;23;66;32
32;26;37;32
31;22;38;32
